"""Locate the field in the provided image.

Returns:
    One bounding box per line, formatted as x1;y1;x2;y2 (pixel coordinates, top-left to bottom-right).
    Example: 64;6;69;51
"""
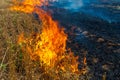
0;0;120;80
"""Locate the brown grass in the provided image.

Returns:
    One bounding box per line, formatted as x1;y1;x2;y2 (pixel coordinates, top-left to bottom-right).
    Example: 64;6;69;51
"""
0;5;41;79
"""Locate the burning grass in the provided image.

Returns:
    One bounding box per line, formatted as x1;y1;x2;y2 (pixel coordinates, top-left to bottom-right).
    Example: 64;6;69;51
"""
0;0;88;80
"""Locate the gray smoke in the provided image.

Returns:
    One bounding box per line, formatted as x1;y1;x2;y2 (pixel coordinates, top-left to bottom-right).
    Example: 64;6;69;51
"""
64;0;83;9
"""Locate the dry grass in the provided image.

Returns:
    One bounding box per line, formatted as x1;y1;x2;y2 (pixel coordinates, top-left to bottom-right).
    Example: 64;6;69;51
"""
0;5;42;79
0;0;12;9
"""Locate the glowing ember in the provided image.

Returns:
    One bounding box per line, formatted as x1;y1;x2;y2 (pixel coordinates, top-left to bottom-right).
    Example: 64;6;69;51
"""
11;0;80;73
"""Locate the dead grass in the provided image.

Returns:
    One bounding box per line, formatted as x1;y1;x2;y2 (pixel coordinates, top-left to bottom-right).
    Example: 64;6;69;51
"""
0;0;12;9
0;7;42;79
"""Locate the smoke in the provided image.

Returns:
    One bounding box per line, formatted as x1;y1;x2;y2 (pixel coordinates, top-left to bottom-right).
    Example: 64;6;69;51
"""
51;0;120;22
64;0;83;9
54;0;101;10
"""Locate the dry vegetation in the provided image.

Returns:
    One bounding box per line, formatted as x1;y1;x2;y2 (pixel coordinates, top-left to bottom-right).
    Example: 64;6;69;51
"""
0;0;88;80
0;1;44;79
0;9;42;80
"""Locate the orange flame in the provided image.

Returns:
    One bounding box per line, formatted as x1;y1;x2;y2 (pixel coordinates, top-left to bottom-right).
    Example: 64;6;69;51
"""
12;0;79;73
10;0;48;13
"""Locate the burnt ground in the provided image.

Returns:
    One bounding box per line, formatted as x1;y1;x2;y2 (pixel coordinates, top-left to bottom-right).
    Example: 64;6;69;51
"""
45;7;120;80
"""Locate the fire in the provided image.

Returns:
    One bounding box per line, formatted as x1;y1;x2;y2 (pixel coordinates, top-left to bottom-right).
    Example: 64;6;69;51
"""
11;0;80;73
10;0;48;13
